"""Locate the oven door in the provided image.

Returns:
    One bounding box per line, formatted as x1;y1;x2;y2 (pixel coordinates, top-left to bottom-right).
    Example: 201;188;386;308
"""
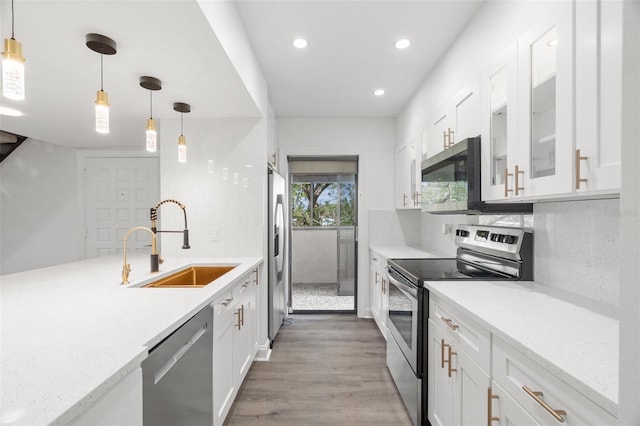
386;269;420;374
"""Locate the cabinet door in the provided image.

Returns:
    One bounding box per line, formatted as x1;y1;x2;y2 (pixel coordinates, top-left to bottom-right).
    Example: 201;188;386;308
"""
426;110;452;159
574;0;622;193
491;382;541;426
454;349;491;426
370;255;382;327
395;143;412;208
481;42;519;201
517;1;574;197
213;312;235;426
449;84;480;144
233;282;253;387
428;320;455;426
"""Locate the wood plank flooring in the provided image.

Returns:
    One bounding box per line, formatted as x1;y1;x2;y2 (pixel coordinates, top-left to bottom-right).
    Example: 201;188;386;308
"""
224;314;413;425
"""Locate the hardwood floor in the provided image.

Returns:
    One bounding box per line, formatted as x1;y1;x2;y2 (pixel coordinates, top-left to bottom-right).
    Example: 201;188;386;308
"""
225;314;413;425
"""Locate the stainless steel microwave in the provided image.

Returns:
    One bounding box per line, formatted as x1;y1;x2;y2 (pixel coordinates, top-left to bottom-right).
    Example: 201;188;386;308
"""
421;137;532;214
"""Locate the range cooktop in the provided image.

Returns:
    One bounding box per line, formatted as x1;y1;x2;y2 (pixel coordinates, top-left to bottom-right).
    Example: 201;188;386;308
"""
388;258;511;285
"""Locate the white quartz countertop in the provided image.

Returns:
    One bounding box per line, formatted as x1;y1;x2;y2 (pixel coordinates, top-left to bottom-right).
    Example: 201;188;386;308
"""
0;255;263;426
426;281;619;416
369;245;447;259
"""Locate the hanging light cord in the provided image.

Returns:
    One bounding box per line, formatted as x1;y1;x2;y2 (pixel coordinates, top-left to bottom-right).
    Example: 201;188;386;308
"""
100;54;104;91
149;91;153;119
180;112;184;136
11;0;15;39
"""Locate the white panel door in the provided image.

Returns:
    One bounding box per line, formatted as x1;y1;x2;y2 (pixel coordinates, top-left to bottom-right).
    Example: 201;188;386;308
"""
84;157;159;258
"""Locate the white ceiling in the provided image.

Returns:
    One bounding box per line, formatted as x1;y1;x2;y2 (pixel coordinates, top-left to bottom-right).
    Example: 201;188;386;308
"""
235;0;484;117
0;0;484;149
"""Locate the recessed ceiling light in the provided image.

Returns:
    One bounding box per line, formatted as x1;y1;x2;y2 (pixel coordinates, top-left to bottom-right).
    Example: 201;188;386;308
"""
0;106;23;116
394;39;411;50
293;38;308;49
374;89;385;96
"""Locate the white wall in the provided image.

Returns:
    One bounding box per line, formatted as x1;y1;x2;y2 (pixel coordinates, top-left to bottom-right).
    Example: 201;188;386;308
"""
0;139;81;274
278;118;396;317
158;117;265;258
369;209;422;247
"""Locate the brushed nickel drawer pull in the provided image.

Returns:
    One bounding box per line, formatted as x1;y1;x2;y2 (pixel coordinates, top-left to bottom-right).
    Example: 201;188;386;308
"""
487;387;499;425
235;308;242;330
447;345;457;377
522;386;566;422
441;339;448;369
441;316;459;331
576;149;588;189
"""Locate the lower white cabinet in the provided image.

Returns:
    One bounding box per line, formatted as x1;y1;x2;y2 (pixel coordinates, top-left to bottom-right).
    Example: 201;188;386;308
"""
428;318;490;426
213;270;258;426
428;293;617;426
369;250;388;338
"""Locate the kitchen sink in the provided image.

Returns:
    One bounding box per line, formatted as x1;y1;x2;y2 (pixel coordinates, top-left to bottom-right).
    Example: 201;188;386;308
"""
140;265;237;288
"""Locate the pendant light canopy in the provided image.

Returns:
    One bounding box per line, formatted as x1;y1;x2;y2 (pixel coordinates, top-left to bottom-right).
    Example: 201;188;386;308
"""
140;76;162;152
2;0;26;100
173;102;190;163
86;33;117;134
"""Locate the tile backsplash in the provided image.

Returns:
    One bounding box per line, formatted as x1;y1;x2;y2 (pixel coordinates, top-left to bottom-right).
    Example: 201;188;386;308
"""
533;198;620;308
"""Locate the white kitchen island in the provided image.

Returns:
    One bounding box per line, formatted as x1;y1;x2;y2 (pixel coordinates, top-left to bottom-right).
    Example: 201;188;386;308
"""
0;255;262;425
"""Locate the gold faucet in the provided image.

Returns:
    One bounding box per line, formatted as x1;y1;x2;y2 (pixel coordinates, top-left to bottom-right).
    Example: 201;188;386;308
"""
122;226;159;285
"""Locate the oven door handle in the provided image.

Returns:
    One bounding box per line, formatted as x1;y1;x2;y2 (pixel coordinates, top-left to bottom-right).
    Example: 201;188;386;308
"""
387;272;418;298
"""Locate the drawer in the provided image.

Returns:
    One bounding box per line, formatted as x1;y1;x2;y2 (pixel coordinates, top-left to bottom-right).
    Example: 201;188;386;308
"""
492;336;616;426
213;289;235;319
430;295;491;373
233;276;252;300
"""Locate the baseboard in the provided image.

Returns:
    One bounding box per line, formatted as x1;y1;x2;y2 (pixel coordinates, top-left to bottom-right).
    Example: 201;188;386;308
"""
254;338;272;361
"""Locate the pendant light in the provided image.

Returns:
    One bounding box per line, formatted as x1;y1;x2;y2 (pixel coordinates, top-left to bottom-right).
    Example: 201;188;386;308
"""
173;102;190;163
2;0;26;100
140;76;162;152
86;33;117;134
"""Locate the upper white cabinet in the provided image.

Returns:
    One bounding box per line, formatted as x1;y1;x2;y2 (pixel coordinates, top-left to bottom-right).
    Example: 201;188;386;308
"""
482;0;621;202
481;42;519;201
574;0;622;193
395;141;421;209
424;83;480;160
516;2;574;197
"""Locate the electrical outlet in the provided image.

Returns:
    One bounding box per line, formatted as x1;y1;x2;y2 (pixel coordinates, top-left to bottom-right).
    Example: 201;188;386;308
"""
442;224;451;235
210;226;220;242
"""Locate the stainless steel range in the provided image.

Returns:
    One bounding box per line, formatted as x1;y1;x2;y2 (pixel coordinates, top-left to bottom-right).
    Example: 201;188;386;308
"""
385;224;533;426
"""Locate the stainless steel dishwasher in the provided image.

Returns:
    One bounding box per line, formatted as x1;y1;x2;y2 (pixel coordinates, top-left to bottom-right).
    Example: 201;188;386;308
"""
142;304;213;425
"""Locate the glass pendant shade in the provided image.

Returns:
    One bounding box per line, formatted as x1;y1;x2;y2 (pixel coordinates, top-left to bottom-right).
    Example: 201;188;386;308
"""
2;38;25;100
146;118;157;152
95;90;109;134
178;135;187;163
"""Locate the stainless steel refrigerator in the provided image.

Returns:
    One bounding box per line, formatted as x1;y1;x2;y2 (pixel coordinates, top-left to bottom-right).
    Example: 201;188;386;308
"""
268;169;287;346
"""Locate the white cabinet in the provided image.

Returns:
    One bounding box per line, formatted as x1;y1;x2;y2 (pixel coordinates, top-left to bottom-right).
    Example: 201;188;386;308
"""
213;270;258;426
481;42;520;201
424;84;480;160
492;336;616;426
395;141;421;209
369;250;389;338
574;0;622;194
483;1;621;202
427;296;491;426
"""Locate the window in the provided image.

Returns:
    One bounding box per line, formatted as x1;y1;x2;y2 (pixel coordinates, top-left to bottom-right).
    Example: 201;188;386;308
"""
291;175;355;227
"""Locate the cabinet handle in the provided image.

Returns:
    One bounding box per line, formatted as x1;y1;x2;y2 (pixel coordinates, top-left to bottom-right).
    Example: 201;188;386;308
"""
504;168;513;197
522;386;567;422
403;193;408;207
382;278;386;294
575;149;588;190
487;387;499;426
240;304;245;327
443;128;455;149
375;271;380;284
515;165;525;196
413;191;421;207
221;297;234;307
441;339;448;369
440;316;460;331
235;308;242;330
253;269;259;286
447;345;457;377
